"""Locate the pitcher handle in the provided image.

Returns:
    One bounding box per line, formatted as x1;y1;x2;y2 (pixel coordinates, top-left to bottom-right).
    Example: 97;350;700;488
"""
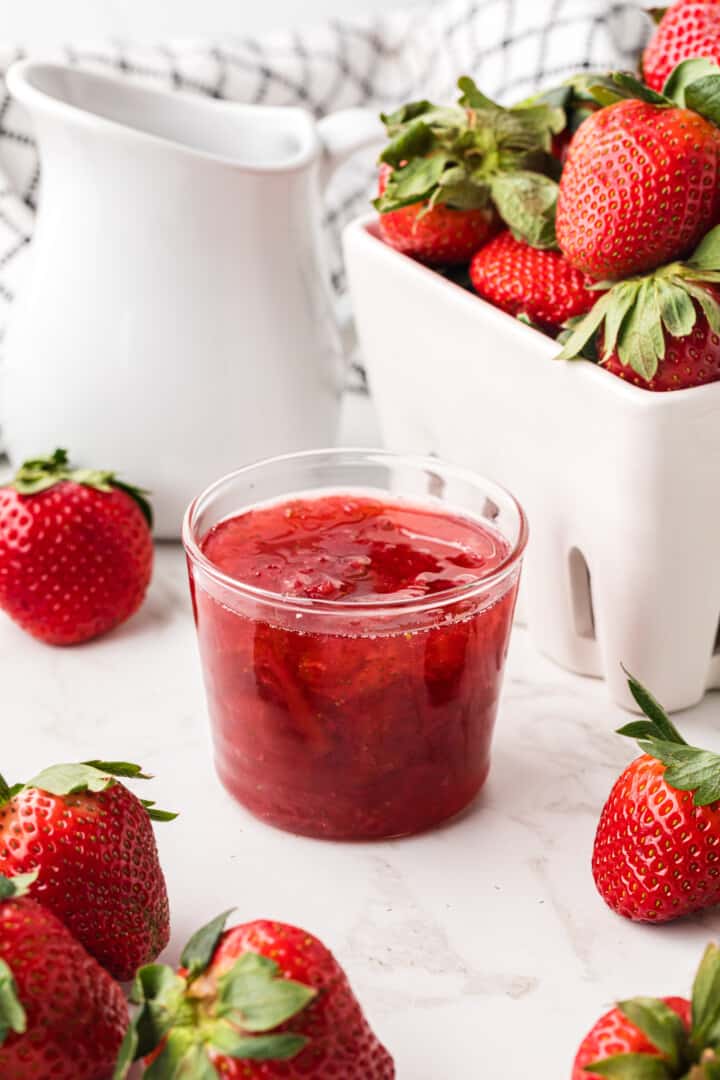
316;108;383;365
316;107;384;188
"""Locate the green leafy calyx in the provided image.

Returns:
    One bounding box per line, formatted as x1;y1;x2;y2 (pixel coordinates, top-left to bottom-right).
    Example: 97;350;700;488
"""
11;448;153;527
583;60;720;129
557;226;720;381
0;869;39;901
114;911;317;1079
375;76;562;248
518;74;601;145
585;945;720;1077
181;909;236;978
610;671;720;808
0;958;26;1049
584;70;670;109
0;761;177;822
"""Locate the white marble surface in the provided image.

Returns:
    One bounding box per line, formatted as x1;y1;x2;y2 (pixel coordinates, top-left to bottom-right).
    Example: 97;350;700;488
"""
2;394;719;1077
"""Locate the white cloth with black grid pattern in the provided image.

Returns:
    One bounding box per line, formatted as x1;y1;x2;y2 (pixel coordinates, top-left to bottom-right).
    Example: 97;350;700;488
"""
0;0;652;360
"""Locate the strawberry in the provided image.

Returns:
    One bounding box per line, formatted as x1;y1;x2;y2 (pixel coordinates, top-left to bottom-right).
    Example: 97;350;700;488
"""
375;75;564;264
377;163;498;265
592;672;720;923
0;759;175;981
556;69;720;279
0;871;128;1079
469;231;597;331
115;911;395;1079
643;2;720;94
601;283;720;390
0;447;153;645
573;998;691;1079
558;223;720;390
572;944;720;1078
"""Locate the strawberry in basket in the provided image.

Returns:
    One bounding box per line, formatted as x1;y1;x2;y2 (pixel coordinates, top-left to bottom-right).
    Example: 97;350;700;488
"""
556;65;720;279
375;76;564;264
558;223;720;390
573;942;720;1079
469;231;597;332
643;1;720;93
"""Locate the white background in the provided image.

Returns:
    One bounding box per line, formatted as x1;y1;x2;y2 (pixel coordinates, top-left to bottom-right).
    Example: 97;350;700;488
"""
0;0;408;45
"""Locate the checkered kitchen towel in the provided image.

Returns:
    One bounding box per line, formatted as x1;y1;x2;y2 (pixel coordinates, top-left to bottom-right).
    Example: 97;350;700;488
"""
0;0;652;366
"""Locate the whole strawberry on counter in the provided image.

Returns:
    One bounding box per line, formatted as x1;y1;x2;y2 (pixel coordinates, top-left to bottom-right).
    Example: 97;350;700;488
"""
556;64;720;279
643;1;720;93
115;911;394;1078
0;759;175;981
558;224;720;390
0;447;153;645
0;871;128;1079
375;75;564;264
592;672;720;923
470;231;597;332
573;943;720;1078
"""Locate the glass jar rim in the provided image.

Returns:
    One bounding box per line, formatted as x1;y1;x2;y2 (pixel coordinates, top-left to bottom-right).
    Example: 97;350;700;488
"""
182;447;528;617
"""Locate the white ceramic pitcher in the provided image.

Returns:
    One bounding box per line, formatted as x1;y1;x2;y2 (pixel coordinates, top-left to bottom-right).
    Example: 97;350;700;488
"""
3;61;380;536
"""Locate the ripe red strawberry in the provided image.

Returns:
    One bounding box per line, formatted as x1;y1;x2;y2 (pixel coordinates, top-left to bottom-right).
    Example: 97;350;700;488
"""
0;448;153;645
604;283;720;390
643;2;720;94
377;163;498;265
0;872;128;1079
0;759;174;981
592;673;720;923
556;78;720;278
469;231;597;331
375;76;563;264
558;224;720;390
572;944;720;1078
115;911;395;1078
573;998;691;1079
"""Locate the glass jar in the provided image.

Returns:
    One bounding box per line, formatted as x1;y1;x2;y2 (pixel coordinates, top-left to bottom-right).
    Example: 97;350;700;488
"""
183;449;527;840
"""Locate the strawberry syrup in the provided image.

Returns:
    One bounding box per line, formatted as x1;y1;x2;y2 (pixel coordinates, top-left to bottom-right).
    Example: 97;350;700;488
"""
194;492;519;839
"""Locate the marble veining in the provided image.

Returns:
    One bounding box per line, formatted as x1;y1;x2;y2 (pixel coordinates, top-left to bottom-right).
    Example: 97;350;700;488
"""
3;540;719;1076
2;400;720;1076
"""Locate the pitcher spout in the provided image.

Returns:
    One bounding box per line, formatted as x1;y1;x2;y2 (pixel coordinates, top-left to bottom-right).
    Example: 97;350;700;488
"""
6;60;320;172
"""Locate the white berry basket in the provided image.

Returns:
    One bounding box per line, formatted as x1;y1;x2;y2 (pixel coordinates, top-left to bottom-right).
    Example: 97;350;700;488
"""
344;214;720;713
